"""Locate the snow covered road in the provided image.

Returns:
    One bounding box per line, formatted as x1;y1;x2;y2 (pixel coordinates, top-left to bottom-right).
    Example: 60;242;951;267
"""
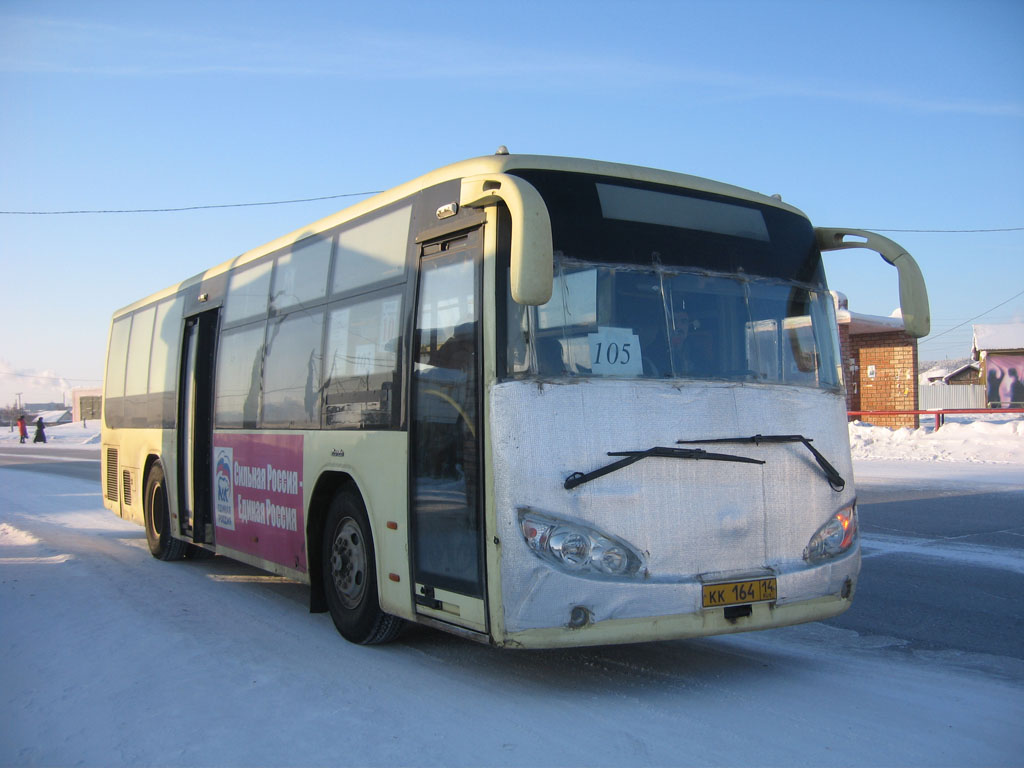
1;460;1021;767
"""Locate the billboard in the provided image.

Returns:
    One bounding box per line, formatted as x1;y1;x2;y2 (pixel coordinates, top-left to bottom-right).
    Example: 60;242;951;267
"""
212;433;306;572
985;355;1024;408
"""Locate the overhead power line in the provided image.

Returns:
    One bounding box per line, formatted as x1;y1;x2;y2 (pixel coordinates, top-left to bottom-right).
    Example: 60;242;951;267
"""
0;372;102;382
869;227;1024;233
919;288;1024;346
0;192;1021;228
0;190;384;215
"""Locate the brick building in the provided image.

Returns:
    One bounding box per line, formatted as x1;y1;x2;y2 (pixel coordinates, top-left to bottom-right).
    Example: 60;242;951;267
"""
834;292;920;429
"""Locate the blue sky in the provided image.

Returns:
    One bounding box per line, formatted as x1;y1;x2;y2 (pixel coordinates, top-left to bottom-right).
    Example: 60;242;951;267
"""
1;0;1022;405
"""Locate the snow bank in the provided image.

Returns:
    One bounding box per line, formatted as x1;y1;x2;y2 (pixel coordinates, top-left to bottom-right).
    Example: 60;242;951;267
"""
4;415;1022;467
849;418;1024;464
0;420;101;447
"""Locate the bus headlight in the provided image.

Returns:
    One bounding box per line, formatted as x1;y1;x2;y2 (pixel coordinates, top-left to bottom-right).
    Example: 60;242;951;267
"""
804;503;857;564
518;508;645;579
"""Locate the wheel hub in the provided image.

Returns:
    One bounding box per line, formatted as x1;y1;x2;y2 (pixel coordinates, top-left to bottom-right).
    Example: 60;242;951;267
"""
330;517;366;609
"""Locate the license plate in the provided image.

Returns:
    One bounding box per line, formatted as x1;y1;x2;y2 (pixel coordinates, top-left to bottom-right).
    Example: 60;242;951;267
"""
702;578;778;608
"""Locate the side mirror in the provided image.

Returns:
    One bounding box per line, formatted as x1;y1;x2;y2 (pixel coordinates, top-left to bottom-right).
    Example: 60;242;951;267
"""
460;174;553;305
815;228;931;338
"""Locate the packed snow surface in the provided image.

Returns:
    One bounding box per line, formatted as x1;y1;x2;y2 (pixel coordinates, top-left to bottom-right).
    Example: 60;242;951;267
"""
0;416;1021;766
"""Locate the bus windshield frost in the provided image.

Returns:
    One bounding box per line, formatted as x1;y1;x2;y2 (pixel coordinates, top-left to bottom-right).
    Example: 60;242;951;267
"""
101;153;928;649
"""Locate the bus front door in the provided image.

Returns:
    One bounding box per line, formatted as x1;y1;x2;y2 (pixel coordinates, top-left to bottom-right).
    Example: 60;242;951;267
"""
178;309;218;544
409;228;487;634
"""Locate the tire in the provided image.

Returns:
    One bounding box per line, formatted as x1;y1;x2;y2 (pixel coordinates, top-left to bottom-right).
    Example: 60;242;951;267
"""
322;491;403;644
143;461;188;561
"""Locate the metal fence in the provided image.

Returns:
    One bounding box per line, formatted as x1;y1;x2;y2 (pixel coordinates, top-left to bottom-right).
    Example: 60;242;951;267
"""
918;384;986;410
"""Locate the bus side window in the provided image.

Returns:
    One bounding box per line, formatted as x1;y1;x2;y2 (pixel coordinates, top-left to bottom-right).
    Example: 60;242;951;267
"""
224;261;272;324
214;324;266;429
149;296;185;427
323;293;401;428
104;316;132;428
124;306;156;426
271;237;331;311
332;205;412;294
262;309;324;429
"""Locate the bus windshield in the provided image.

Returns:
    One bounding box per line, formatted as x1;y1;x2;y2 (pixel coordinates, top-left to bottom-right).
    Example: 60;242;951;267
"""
509;259;843;389
504;170;843;389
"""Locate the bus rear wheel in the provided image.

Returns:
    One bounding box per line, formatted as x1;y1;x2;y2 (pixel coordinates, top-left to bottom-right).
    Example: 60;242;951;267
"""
322;491;403;644
143;461;187;561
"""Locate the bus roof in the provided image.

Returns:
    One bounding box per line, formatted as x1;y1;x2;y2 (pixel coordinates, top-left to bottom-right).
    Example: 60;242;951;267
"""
112;153;808;317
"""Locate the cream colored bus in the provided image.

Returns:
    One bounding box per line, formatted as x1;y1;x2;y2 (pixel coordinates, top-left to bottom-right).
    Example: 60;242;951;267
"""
101;151;929;648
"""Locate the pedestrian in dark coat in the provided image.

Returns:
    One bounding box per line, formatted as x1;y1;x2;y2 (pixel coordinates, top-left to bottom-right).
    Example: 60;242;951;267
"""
17;415;28;444
33;417;46;444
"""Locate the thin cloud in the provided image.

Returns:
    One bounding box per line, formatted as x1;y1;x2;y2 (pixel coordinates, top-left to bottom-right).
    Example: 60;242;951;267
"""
0;360;81;406
3;15;1021;119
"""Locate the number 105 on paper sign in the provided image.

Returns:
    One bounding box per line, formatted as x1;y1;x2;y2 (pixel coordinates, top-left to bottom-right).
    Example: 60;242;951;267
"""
589;327;643;376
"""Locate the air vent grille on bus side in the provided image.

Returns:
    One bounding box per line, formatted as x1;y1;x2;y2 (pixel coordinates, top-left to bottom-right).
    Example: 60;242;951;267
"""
122;469;132;507
105;448;119;502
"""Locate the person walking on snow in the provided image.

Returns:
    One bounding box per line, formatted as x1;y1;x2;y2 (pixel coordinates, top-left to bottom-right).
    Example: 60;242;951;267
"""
33;417;46;444
17;414;28;444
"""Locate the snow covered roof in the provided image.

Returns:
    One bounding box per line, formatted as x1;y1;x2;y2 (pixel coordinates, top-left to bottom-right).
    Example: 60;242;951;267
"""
836;309;906;335
920;361;979;384
972;323;1024;355
33;409;71;425
830;291;907;335
920;365;949;382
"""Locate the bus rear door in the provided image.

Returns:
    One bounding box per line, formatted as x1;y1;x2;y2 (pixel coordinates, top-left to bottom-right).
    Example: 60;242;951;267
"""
178;309;219;544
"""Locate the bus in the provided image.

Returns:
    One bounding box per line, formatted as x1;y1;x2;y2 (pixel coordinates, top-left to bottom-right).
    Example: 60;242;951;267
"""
101;151;929;649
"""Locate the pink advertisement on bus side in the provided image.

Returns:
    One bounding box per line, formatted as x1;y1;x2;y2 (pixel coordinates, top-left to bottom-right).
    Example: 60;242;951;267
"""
213;433;307;573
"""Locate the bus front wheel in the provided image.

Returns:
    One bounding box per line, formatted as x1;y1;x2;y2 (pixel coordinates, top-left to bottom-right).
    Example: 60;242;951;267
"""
322;491;403;644
143;461;187;561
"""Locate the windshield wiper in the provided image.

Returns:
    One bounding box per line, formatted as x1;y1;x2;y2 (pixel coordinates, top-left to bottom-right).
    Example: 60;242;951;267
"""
676;434;845;492
564;446;765;491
